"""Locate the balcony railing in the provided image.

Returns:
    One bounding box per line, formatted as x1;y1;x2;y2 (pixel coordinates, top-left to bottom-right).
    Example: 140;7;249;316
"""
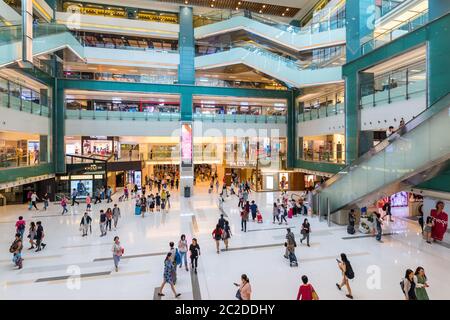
65;109;181;121
361;10;428;55
301;149;345;164
298;102;344;122
192;113;287;124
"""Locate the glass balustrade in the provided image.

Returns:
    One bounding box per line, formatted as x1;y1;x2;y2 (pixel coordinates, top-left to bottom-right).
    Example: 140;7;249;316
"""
361;10;428;54
0;77;51;117
360;61;426;108
192;113;286;123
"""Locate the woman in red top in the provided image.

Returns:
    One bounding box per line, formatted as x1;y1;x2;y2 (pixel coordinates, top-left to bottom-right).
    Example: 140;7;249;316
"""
431;201;448;241
212;224;223;254
296;275;318;300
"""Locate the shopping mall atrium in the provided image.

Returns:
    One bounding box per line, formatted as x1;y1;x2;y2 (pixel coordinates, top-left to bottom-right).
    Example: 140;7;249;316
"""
0;0;449;300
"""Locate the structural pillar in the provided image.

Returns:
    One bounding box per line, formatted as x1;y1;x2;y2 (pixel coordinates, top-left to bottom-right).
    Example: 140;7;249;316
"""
178;6;195;85
345;0;375;62
52;61;65;173
287;89;300;169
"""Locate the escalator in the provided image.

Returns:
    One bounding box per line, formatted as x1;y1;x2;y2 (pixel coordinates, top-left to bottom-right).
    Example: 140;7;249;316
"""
194;14;346;52
0;23;84;67
316;93;450;215
195;45;342;88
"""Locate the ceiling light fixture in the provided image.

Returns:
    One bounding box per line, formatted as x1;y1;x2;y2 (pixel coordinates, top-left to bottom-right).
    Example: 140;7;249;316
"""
286;8;289;11
262;5;266;8
210;4;214;7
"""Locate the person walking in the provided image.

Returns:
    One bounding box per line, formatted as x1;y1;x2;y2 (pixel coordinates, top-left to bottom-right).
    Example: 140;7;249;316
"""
234;274;252;300
106;208;113;231
124;186;129;201
300;218;311;247
94;188;102;204
85;193;92;212
168;242;177;284
61;196;68;215
79;212;92;237
178;234;189;271
223;220;232;250
402;269;417;300
296;275;318;300
423;216;433;244
157;252;181;298
212;224;223;254
284;228;296;259
99;210;107;236
112;236;124;272
279;204;288;225
27;221;37;250
112;204;121;229
414;267;429;300
42;193;49;211
71;188;79;206
35;221;46;252
273;202;280;223
189;238;201;274
218;214;227;230
15;216;26;240
30;192;39;210
240;208;249;232
375;212;383;242
10;233;23;269
336;253;354;299
106;186;112;203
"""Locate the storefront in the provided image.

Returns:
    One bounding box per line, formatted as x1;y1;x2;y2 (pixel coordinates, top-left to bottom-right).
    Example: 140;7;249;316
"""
65;136;120;158
57;162;107;197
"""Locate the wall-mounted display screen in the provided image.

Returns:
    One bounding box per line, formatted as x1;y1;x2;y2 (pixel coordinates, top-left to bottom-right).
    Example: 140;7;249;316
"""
181;123;192;167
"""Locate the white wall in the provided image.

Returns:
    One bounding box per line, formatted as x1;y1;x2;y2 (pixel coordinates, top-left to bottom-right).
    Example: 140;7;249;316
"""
0;108;50;135
83;47;179;69
297;95;427;137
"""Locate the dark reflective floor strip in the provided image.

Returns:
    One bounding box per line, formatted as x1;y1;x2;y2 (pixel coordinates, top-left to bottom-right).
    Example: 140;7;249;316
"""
218;207;228;217
436;241;450;249
190;269;202;300
247;226;296;232
93;252;166;262
153;287;162;300
32;214;80;218
342;232;396;240
221;243;283;252
35;271;111;283
192;216;199;234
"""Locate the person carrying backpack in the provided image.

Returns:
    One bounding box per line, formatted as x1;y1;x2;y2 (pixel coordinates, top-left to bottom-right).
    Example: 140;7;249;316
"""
15;216;26;240
336;253;354;299
10;233;23;269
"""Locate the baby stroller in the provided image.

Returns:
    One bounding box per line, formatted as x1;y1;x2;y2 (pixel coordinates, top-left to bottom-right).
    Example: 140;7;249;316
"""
118;194;125;202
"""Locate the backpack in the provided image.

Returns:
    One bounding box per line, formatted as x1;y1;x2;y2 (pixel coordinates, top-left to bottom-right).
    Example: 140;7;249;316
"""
400;280;405;293
345;261;355;279
9;240;19;253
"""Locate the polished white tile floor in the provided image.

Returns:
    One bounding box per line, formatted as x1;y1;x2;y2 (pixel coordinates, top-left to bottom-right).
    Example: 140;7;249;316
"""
1;187;449;300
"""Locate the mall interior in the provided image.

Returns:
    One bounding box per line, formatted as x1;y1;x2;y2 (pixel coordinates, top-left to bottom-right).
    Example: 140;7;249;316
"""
0;0;449;300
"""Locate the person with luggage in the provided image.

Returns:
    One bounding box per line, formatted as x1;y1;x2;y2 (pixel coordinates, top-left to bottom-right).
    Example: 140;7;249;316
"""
273;202;280;224
178;235;189;271
10;233;23;269
80;212;92;237
61;196;68;215
240;209;249;232
296;275;318;300
212;224;223;254
157;252;181;298
234;274;252;300
250;201;258;222
112;204;121;229
336;253;354;299
27;222;37;249
189;238;201;274
347;209;356;234
300;218;311;247
15;216;26;240
112;236;124;272
99;210;107;236
284;228;297;266
35;221;46;252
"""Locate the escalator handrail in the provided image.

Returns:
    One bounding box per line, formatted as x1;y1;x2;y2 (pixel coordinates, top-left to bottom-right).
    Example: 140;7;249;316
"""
317;92;450;192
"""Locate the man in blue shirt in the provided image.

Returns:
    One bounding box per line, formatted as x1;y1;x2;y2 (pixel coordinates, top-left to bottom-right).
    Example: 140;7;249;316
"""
250;201;258;222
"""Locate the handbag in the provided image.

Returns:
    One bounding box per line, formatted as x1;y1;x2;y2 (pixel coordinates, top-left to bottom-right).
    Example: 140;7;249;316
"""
312;289;319;300
235;289;242;300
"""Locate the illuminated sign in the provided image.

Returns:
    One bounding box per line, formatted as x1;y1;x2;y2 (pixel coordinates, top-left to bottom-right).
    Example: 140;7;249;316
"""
181;123;192;167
